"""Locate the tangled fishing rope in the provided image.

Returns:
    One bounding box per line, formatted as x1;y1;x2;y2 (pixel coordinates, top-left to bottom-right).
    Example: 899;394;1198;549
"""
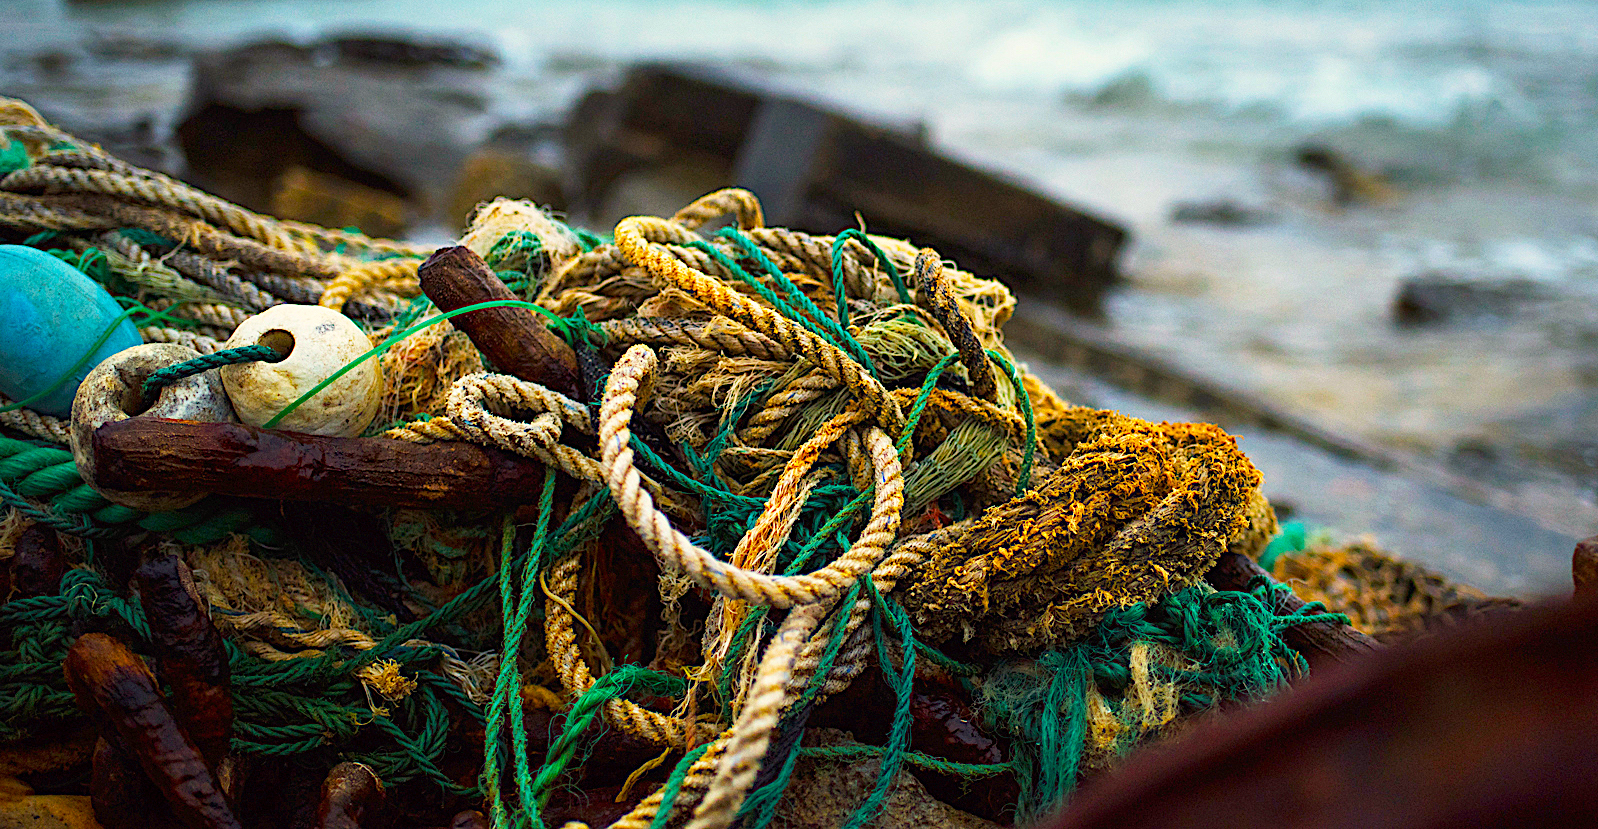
0;97;1338;828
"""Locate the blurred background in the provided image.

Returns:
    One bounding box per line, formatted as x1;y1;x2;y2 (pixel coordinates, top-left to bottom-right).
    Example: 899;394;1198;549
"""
8;0;1597;593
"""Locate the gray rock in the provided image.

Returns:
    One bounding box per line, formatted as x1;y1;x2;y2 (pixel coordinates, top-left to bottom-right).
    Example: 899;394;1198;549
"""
1392;272;1551;326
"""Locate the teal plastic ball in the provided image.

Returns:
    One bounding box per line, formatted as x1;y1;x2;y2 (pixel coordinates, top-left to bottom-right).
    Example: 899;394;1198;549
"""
0;245;142;417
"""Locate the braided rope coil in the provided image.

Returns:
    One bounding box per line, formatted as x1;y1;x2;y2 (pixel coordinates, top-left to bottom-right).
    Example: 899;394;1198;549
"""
599;345;903;611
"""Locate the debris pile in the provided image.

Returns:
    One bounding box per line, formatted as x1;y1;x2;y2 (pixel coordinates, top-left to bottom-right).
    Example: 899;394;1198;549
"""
0;96;1481;828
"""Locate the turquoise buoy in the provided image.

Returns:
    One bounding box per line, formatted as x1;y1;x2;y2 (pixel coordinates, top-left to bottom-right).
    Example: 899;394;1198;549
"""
0;245;141;417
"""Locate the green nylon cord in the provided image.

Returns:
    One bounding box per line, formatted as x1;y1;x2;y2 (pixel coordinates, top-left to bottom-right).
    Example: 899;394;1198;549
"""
648;741;713;829
896;353;959;456
341;488;617;678
842;576;916;829
0;569;467;789
830;229;913;329
0;139;29;175
830;228;907;306
684;237;876;378
525;666;689;826
986;349;1037;496
738;582;862;829
798;744;1010;777
485;469;557;829
697;376;778;478
980;581;1350;821
141;343;284;401
0;478;114;539
719;349;963;705
716;227;877;378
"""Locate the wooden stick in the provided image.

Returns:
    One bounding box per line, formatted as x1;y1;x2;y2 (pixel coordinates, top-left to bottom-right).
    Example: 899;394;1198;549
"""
1205;552;1380;669
419;245;583;399
91;418;548;510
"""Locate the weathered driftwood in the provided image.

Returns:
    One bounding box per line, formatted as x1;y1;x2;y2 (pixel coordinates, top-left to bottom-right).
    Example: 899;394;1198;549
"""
418;245;583;399
90;418;547;509
1204;552;1380;668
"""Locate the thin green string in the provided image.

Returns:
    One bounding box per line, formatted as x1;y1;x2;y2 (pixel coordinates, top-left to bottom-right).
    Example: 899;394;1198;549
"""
797;744;1009;776
980;581;1350;821
841;576;916;829
738;582;862;829
684;236;877;378
716;227;878;378
526;665;688;818
718;350;960;708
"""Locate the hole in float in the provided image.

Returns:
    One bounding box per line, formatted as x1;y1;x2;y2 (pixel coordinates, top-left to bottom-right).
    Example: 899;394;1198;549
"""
258;329;295;361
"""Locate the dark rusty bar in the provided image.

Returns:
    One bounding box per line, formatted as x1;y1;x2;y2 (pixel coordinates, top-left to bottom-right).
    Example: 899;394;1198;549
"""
10;524;66;599
418;245;583;399
91;418;548;510
66;633;242;829
314;762;385;829
134;556;233;774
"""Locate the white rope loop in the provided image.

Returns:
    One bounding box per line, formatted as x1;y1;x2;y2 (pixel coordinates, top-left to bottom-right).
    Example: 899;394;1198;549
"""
599;345;904;610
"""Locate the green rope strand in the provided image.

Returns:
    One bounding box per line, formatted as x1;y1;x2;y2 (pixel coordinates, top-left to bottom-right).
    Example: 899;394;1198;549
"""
485;469;556;828
841;576;916;829
716;227;878;378
798;744;1010;777
830;229;912;328
648;741;714;829
979;581;1351;821
986;349;1037;496
685;236;876;377
525;666;688;826
141;343;284;401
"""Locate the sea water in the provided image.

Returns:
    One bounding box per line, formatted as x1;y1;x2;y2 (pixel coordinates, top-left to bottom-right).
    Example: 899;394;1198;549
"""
12;0;1598;535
